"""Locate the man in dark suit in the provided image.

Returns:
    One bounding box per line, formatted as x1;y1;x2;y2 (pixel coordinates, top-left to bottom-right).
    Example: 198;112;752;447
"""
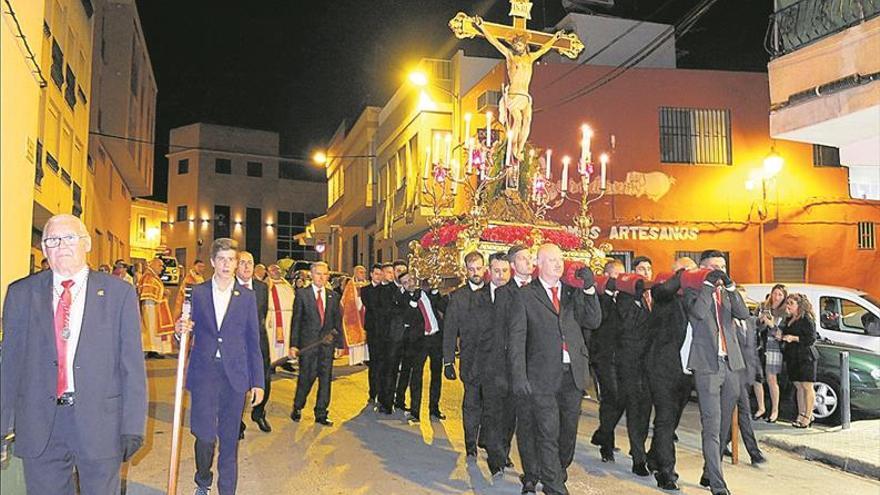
289;261;344;426
443;251;488;458
684;250;749;495
236;251;272;435
475;252;515;477
509;244;601;495
359;263;387;403
613;256;655;477
0;214;147;494
394;270;447;423
589;259;625;464
374;262;401;414
389;260;413;411
178;238;265;495
645;257;697;491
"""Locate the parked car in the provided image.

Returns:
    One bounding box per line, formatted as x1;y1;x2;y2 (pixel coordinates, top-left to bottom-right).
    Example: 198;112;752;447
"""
742;291;880;425
742;283;880;353
155;255;180;285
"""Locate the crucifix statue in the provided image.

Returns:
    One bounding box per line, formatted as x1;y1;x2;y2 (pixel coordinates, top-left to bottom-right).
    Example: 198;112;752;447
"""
450;1;584;182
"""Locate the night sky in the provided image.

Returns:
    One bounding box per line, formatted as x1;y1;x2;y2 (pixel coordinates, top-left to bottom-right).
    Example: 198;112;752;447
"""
136;0;771;202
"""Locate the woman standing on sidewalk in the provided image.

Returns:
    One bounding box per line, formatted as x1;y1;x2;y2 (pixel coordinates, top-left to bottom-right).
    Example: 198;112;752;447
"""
762;293;819;428
757;284;787;423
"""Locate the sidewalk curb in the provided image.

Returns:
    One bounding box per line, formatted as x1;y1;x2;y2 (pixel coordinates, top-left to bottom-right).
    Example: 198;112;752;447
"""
761;435;880;481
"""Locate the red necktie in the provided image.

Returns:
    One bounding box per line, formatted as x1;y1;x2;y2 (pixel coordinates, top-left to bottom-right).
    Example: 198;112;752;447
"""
54;280;74;397
643;290;653;312
714;287;728;354
316;288;325;326
417;298;432;334
550;286;560;313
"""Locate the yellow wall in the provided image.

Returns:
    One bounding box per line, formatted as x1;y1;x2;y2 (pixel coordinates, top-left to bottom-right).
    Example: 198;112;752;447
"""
130;198;167;262
32;0;94;256
1;0;45;313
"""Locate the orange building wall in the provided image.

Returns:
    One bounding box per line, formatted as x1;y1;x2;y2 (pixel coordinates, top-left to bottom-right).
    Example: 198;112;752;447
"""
461;63;880;295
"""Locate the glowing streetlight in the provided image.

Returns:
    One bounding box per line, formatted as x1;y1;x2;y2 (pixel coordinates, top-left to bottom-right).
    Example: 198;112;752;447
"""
313;151;328;166
408;70;428;87
763;148;784;178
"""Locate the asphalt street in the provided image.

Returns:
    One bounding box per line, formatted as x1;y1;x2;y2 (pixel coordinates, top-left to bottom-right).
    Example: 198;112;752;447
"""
121;358;880;494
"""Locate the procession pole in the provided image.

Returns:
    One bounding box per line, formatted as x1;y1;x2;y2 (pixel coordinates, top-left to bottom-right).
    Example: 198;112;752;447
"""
167;287;192;495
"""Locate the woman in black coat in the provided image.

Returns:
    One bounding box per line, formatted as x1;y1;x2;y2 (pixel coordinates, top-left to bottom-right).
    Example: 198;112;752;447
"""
761;293;818;428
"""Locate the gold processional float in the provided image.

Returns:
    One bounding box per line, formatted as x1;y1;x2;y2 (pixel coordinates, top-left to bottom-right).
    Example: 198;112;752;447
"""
408;0;613;288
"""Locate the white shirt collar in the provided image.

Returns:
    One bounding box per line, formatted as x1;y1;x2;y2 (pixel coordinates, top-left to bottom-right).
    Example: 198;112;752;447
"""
468;281;484;291
312;284;326;296
514;274;532;286
212;275;234;294
53;266;89;287
539;277;561;291
236;276;253;289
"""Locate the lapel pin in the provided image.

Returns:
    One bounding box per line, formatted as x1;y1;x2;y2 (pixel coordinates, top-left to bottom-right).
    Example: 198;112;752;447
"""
233;290;240;296
97;289;105;296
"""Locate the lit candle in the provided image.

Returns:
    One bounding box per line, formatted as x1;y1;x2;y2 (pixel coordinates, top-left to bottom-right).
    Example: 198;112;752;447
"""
464;113;473;173
433;133;440;164
486;111;493;147
561;156;570;192
580;124;592;172
451;159;459;194
445;133;452;165
545;149;552;179
466;138;473;175
424;147;431;179
600;153;609;190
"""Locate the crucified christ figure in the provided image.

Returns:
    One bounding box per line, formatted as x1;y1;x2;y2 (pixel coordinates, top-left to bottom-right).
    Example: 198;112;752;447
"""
474;16;562;162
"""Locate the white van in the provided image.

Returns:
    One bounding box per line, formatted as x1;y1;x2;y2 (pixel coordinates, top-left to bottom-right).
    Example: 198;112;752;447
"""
741;284;880;354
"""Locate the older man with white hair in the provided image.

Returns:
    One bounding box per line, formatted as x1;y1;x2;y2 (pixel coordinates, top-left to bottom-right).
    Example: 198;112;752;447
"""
508;243;602;495
1;214;147;494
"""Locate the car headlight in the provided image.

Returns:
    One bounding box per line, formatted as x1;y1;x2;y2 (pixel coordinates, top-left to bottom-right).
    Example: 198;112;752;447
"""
871;368;880;381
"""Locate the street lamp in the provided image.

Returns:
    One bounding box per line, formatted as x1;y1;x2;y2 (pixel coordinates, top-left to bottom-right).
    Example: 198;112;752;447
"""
311;151;376;166
748;148;785;283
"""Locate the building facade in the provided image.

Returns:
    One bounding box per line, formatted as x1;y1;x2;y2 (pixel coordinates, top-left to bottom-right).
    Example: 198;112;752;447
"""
130;198;167;264
165;123;326;272
456;62;880;294
30;0;95;267
767;0;879;199
87;0;158;267
1;0;46;313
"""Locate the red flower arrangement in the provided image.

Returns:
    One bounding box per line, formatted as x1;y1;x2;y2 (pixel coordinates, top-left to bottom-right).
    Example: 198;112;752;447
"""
420;223;466;248
420;223;583;250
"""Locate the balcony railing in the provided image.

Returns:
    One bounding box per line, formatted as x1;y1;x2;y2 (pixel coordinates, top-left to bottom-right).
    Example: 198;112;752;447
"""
767;0;880;57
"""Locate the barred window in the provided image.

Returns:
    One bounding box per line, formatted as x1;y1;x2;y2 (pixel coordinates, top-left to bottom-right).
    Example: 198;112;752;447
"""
858;222;875;250
659;107;732;165
813;144;841;167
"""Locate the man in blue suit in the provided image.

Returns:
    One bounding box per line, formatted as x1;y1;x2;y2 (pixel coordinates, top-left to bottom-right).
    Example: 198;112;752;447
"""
1;214;147;494
176;238;264;495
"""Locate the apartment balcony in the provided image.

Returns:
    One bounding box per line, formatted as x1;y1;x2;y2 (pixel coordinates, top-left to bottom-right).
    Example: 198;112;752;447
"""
767;0;880;166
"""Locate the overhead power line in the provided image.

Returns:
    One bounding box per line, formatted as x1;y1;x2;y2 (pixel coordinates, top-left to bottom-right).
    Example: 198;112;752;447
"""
535;0;722;113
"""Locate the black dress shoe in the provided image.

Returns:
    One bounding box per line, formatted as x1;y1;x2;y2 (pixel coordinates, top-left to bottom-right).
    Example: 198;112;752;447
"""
253;416;272;432
290;409;302;422
699;476;711;488
711;490;730;495
239;421;246;439
657;477;680;491
394;402;407;412
632;462;650;477
751;452;768;465
377;405;393;415
520;479;537;494
408;415;420;425
600;447;615;463
315;417;334;426
430;410;446;420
